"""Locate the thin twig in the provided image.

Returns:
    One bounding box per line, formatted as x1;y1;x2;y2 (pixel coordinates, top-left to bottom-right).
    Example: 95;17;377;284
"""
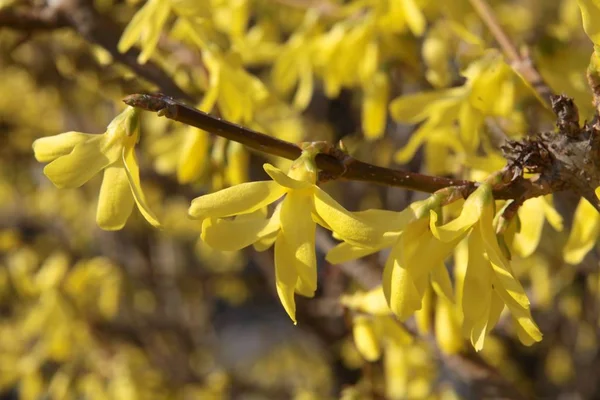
0;6;69;31
47;0;193;102
123;93;553;202
124;93;474;193
0;2;192;100
468;0;554;107
0;3;192;101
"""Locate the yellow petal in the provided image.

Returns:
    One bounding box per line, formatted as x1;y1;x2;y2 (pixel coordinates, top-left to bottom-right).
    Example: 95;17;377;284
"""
487;290;505;334
293;61;314;110
402;218;457;294
272;42;300;94
563;198;600;264
353;203;426;232
280;192;317;294
479;203;530;309
43;136;117;188
253;230;278;251
123;147;161;228
263;163;313;190
314;188;407;247
430;264;454;302
177;128;210;184
513;197;545;257
117;0;155;53
326;241;390;264
96;161;135;230
430;183;492;242
225;142;249;186
189;181;286;219
470;302;491;351
274;234;299;323
201;214;278;251
394;118;438;164
352;315;381;361
389;87;463;123
458;103;483;151
378;317;413;346
578;0;600;46
362;71;389;140
543;196;563;231
415;285;433;334
402;0;426;36
32;132;93;162
35;252;69;291
382;244;422;320
340;287;390;315
514;317;540;346
199;67;221;112
383;341;408;399
493;271;541;342
435;296;463;354
461;226;493;350
295;277;316;298
138;0;172;64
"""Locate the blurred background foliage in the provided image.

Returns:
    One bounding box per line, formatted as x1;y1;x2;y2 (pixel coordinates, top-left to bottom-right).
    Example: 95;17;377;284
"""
1;0;600;399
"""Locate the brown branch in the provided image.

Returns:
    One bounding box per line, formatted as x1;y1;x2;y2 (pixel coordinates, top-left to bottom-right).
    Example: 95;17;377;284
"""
0;1;191;101
123;93;557;203
0;6;69;31
39;0;193;102
123;93;474;193
55;0;193;101
124;92;600;214
468;0;554;108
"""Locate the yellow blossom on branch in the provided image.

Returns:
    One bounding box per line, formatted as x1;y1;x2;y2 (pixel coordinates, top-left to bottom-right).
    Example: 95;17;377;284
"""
431;183;542;350
188;146;407;323
327;179;542;350
327;193;455;321
390;51;519;168
32;107;160;231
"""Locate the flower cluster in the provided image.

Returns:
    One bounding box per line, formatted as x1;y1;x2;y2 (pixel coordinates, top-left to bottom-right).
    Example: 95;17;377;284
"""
329;182;542;350
32;102;545;352
33;107;160;231
188;146;406;322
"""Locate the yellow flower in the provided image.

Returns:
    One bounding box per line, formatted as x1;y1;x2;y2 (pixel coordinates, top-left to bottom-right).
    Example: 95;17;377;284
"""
563;197;600;265
362;71;390;140
32;107;160;230
271;12;318;110
432;183;542;350
435;295;463;355
380;216;457;321
328;181;542;350
377;0;426;37
117;0;173;64
390;51;518;165
328;194;456;321
200;49;269;124
189;152;407;323
341;287;413;362
325;196;440;265
512;195;563;258
578;0;600;48
118;0;214;64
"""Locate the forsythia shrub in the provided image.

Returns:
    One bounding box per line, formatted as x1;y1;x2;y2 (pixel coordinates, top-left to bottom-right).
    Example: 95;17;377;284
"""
2;0;600;398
